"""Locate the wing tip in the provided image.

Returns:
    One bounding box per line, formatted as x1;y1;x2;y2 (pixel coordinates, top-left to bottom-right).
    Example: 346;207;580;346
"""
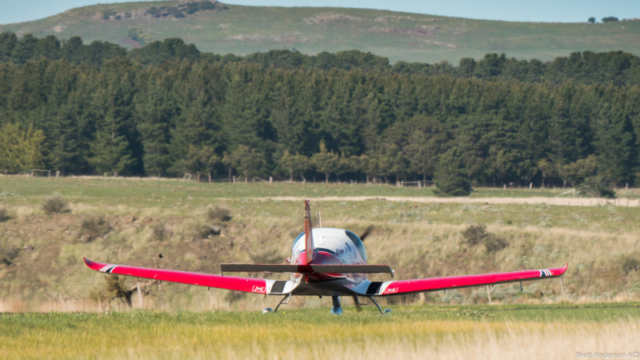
83;257;100;271
557;263;569;276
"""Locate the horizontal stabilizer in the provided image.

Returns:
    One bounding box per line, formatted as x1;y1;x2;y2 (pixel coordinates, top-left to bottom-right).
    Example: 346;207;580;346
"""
221;264;393;276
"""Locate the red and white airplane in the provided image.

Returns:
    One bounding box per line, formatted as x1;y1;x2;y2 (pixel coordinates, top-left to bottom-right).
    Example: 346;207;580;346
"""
84;199;568;314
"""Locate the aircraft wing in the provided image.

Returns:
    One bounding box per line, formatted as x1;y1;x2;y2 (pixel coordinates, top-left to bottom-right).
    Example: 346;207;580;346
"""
361;264;568;296
83;258;295;295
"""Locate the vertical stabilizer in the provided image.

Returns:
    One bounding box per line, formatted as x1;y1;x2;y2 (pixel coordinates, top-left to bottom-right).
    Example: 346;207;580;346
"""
303;199;315;264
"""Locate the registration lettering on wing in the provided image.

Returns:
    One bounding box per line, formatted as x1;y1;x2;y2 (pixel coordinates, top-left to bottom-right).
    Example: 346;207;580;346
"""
383;287;398;295
252;285;266;294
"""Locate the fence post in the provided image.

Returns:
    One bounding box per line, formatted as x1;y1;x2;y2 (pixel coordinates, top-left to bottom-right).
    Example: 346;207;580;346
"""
504;184;506;190
269;176;273;184
56;170;60;177
232;176;236;183
208;172;212;183
197;173;200;182
529;182;532;189
418;180;421;188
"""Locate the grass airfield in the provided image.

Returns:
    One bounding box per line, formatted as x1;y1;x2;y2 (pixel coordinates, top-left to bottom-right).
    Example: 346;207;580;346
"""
1;176;640;358
1;303;639;359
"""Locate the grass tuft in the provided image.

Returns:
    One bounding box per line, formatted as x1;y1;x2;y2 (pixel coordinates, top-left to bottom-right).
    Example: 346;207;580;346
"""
79;215;112;242
0;207;10;222
41;195;69;215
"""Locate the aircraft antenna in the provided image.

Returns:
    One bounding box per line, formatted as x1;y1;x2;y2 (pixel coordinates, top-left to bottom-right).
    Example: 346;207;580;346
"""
319;211;322;228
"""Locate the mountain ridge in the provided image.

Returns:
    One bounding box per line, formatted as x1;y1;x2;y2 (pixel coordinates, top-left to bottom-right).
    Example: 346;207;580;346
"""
2;1;640;63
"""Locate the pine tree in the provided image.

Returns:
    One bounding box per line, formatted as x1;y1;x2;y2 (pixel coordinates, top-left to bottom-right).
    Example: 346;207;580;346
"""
311;141;339;183
89;113;135;175
230;145;265;182
433;148;471;196
0;123;46;173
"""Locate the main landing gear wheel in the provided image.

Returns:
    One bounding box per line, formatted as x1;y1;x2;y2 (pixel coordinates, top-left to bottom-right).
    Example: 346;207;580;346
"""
330;296;343;315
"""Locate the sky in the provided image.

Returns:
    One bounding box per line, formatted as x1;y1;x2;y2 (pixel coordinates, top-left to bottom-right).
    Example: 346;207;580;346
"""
0;0;639;25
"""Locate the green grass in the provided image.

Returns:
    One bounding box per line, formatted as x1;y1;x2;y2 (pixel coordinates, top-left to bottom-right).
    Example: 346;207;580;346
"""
0;303;638;359
0;177;620;207
2;1;640;63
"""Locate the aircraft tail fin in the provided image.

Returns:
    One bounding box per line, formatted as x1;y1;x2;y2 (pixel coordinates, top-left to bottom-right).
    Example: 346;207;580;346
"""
303;199;314;264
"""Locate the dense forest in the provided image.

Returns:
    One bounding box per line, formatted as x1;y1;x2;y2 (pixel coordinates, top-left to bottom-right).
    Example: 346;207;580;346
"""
0;33;639;189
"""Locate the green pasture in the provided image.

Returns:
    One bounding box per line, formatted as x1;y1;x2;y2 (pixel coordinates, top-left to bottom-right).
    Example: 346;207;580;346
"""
1;303;638;359
0;176;630;205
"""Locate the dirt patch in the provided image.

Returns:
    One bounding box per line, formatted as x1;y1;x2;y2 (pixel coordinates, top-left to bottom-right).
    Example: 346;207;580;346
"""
374;16;444;23
227;32;312;43
248;196;640;207
370;27;437;36
303;13;360;24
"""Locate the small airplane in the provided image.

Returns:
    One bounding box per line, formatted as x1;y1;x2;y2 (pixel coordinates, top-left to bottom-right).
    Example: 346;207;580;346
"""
84;199;568;315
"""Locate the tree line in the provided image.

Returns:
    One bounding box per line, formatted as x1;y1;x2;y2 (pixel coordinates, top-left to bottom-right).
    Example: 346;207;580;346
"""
3;33;640;87
0;34;639;189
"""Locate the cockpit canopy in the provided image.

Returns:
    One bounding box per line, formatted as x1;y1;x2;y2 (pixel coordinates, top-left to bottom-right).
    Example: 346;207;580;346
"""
292;228;367;262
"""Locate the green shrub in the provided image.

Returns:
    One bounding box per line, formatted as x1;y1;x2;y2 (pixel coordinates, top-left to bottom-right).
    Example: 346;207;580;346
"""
577;176;615;198
42;196;70;215
0;207;10;222
621;255;640;275
462;224;508;253
151;221;168;241
207;206;232;222
80;216;112;242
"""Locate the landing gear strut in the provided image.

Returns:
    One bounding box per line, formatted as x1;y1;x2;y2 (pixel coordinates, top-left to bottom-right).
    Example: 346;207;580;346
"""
368;296;391;315
263;294;291;314
331;296;343;315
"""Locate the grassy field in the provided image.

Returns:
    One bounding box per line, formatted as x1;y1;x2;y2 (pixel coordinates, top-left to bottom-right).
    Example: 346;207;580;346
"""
1;176;640;358
0;176;639;313
1;304;639;359
2;1;640;63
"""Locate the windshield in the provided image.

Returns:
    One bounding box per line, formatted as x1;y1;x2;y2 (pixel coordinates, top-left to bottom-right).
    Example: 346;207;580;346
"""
292;231;304;253
345;230;367;262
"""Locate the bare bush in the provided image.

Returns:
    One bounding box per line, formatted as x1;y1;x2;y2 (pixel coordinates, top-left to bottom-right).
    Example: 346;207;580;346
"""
193;224;221;240
0;244;20;266
0;207;10;222
151;221;168;241
79;215;111;242
224;290;246;304
42;196;69;215
207;206;232;222
620;255;640;275
89;275;136;308
462;224;508;253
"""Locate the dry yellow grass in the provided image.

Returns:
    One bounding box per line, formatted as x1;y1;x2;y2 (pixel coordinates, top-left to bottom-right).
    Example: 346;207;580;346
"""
1;312;637;359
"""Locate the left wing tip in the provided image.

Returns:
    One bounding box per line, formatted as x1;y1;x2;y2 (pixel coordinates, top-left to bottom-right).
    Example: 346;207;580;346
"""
83;257;101;271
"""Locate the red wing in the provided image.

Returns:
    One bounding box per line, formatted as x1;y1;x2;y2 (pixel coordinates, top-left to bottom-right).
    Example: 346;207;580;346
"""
83;258;273;295
368;264;568;296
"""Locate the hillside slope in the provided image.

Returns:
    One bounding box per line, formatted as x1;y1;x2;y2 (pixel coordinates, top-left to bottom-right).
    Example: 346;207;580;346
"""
2;1;640;63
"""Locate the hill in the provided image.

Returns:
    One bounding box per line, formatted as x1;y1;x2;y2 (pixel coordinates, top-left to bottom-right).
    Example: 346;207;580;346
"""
2;1;640;63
